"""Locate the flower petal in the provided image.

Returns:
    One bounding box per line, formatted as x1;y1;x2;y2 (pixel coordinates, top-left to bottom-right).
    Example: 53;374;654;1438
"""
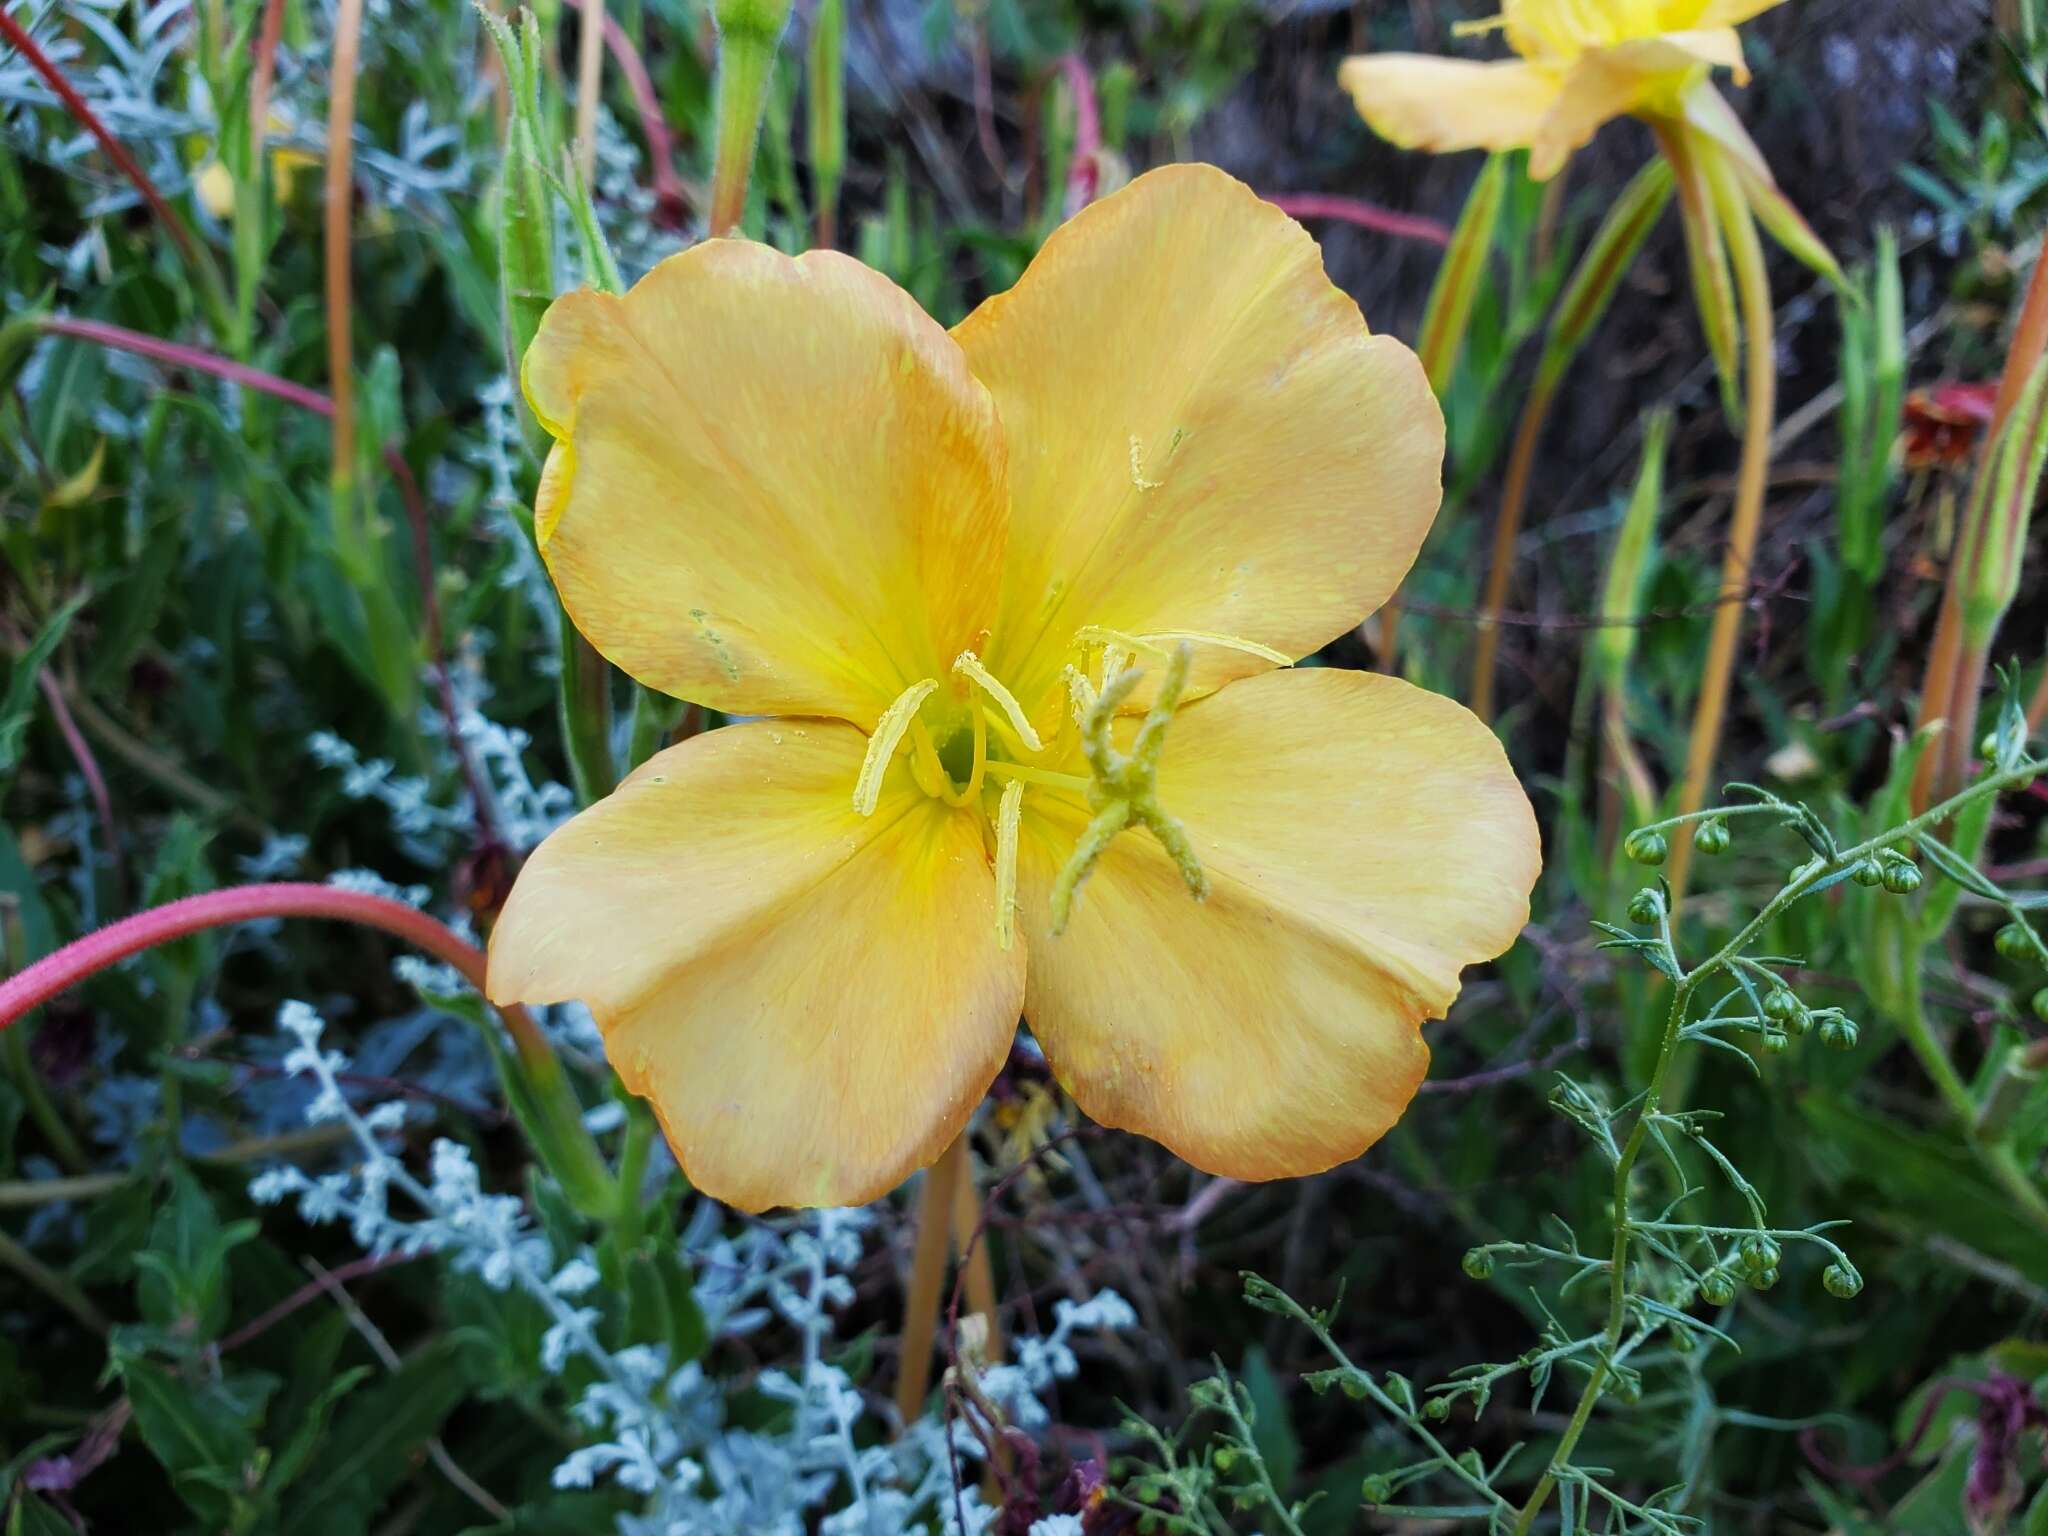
1526;32;1741;177
1015;668;1538;1180
1340;55;1562;158
1665;0;1786;24
488;722;1022;1211
524;241;1008;725
952;164;1444;724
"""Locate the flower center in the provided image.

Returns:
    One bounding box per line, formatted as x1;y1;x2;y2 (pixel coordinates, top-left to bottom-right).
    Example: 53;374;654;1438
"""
848;629;1289;947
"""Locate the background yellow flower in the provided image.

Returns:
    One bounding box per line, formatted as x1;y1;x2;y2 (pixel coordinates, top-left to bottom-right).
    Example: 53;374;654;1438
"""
1340;0;1785;179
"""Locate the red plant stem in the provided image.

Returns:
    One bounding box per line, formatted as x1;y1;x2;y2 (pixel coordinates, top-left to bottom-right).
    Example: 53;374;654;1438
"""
35;670;126;909
564;0;689;221
215;1250;414;1354
1056;53;1099;215
384;450;503;852
39;315;332;415
0;6;205;270
0;884;549;1063
970;22;1004;181
36;316;499;850
325;0;363;505
1264;193;1451;247
249;0;288;152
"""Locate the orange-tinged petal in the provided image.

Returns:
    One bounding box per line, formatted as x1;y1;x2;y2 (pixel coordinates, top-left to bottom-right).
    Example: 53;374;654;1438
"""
487;722;1023;1211
1340;55;1562;157
523;240;1008;725
953;164;1444;724
1015;668;1538;1180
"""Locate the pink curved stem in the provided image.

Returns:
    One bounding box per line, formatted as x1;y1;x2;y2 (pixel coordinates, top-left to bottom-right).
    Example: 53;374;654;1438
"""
1264;192;1451;247
1057;53;1100;215
0;883;540;1058
563;0;690;222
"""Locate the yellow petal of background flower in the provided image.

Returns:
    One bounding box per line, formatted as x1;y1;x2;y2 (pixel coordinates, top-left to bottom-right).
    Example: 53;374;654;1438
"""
523;241;1009;725
487;723;1023;1212
1015;668;1539;1180
1664;0;1787;24
952;164;1445;723
1528;32;1742;178
1340;55;1562;157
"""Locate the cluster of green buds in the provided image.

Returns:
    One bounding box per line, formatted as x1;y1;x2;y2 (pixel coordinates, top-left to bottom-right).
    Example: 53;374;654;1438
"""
1757;977;1860;1052
1849;847;1924;894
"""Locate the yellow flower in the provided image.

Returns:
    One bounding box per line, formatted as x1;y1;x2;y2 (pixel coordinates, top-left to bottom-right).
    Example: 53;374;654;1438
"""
485;164;1541;1213
1340;0;1785;180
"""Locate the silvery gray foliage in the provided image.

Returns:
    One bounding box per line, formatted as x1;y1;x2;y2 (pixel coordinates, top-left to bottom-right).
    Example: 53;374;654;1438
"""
249;1000;1136;1535
306;673;574;862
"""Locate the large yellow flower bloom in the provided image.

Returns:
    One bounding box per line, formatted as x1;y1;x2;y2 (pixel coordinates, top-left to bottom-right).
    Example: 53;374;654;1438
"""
484;164;1541;1213
1340;0;1785;180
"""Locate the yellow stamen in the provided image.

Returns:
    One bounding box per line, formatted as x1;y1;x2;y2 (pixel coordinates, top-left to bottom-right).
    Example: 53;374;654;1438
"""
1074;624;1295;676
953;651;1043;752
853;678;937;815
1139;629;1294;667
986;760;1090;794
907;717;948;798
993;778;1023;950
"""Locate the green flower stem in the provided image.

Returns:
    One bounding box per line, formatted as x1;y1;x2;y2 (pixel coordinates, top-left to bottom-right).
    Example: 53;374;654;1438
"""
1212;1376;1308;1536
0;1025;86;1174
1897;954;2048;1230
1245;1279;1514;1521
707;0;794;237
612;1100;656;1247
559;612;617;805
1512;754;2048;1533
1;902;87;1174
0;1225;106;1335
625;686;686;771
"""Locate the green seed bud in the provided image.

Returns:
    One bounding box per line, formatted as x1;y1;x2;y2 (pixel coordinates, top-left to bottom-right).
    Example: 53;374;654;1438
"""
1462;1247;1496;1280
1457;1450;1485;1479
1213;1448;1236;1472
2033;987;2048;1024
1818;1014;1860;1051
1996;922;2034;961
1693;817;1731;855
1740;1234;1782;1275
1761;1029;1790;1056
1785;1004;1812;1036
1424;1396;1451;1420
1851;858;1884;887
1624;828;1668;866
1628;887;1664;925
1341;1375;1370;1401
1749;1265;1780;1291
1669;1324;1697;1353
1880;853;1921;894
1699;1270;1737;1307
1981;731;2000;763
1822;1261;1863;1299
1613;1374;1642;1404
1361;1475;1393;1505
1762;987;1800;1022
